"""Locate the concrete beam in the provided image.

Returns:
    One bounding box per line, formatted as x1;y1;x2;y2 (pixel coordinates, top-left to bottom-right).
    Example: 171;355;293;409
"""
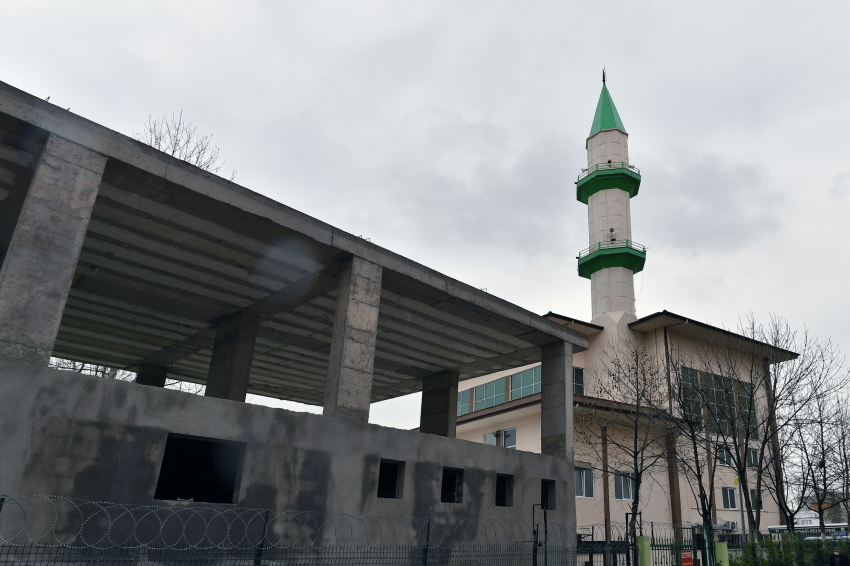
135;364;168;387
0;135;106;363
540;340;576;532
323;256;382;422
419;370;459;437
205;312;259;402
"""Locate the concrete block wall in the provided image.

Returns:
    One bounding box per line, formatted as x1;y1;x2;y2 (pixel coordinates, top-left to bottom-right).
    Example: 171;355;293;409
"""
0;363;573;525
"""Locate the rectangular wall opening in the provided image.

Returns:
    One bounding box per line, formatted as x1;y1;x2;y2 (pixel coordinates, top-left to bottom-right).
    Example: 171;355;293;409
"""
541;479;557;510
495;474;514;507
377;459;406;499
154;433;245;504
440;467;464;504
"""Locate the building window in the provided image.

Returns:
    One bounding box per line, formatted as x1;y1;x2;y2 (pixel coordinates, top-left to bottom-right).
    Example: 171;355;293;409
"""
573;368;585;396
457;390;471;416
575;468;594;498
722;487;737;510
681;366;702;423
510;366;541;400
717;445;734;467
746;448;759;469
706;373;736;435
376;460;405;499
503;428;517;449
484;431;499;446
750;489;764;511
154;434;245;504
739;381;759;438
496;474;514;507
541;479;557;510
440;468;464;504
474;377;506;411
614;472;635;500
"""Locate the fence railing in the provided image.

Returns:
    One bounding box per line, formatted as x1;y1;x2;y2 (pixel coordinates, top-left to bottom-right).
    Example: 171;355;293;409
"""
577;162;640;182
0;494;582;549
577;239;647;260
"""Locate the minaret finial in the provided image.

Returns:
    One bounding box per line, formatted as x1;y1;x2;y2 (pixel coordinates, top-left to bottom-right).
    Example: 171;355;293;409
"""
602;67;606;85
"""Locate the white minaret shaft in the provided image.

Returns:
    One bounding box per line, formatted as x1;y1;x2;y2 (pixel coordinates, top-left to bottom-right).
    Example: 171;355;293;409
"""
586;129;635;318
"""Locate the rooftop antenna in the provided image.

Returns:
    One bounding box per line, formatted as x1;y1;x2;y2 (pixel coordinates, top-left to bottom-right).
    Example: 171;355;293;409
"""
602;67;606;85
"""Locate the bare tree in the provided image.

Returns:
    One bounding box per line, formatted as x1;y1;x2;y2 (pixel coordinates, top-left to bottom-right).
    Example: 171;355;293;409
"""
48;357;136;381
133;111;236;180
579;331;672;556
665;346;720;566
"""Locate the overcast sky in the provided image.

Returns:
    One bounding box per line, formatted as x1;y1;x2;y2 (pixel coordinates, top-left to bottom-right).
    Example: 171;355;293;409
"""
5;1;850;428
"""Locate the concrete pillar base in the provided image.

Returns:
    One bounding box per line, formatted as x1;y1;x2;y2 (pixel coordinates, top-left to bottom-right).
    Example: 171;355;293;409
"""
135;364;168;387
419;370;459;437
205;313;259;402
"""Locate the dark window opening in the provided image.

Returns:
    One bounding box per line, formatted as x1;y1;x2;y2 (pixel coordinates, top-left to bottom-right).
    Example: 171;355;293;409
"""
154;434;245;504
440;467;464;504
541;479;557;510
496;474;514;507
377;459;405;499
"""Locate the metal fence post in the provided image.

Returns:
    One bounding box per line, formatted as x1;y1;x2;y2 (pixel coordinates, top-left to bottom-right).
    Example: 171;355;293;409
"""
253;509;269;566
543;508;548;566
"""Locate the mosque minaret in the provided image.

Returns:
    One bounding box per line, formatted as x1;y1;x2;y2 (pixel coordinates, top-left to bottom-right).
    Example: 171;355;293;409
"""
576;72;645;323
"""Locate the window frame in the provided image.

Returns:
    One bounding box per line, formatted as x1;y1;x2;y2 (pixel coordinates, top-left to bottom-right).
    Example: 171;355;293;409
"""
717;445;734;467
614;471;635;500
749;489;764;511
746;448;759;469
503;427;517;450
510;367;541;401
457;389;471;416
722;487;738;510
574;468;594;498
573;367;585;396
474;377;506;411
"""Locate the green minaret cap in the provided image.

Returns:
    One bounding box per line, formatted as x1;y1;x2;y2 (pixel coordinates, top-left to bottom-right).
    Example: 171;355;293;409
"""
588;83;626;137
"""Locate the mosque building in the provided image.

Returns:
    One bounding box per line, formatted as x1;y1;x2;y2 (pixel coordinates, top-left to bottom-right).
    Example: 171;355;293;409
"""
455;76;789;533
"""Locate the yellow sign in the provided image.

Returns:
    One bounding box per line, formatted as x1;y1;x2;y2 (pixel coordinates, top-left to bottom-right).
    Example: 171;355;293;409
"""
734;477;739;486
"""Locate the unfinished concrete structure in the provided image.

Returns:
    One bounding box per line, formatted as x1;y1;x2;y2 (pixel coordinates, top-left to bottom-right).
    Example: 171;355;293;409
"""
0;81;588;528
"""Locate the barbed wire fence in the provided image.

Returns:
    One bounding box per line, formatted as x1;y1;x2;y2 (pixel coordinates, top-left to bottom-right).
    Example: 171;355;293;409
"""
0;494;653;565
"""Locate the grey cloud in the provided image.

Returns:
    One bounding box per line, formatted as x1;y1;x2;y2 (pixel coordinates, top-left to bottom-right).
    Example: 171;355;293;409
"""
638;154;783;255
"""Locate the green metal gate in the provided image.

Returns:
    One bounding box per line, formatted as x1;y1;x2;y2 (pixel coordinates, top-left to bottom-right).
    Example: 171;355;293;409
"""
649;525;695;566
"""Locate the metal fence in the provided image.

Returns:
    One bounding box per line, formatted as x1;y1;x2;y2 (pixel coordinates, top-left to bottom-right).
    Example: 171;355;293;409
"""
0;494;634;565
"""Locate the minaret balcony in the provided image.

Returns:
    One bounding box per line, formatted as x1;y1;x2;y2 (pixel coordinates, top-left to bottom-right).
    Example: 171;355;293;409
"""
576;162;641;204
577;239;647;279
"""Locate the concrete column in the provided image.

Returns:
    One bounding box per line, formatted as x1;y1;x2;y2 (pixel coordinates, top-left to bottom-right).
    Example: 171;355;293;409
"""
0;135;107;364
205;312;259;402
135;364;168;387
540;340;577;531
323;256;382;423
419;370;459;437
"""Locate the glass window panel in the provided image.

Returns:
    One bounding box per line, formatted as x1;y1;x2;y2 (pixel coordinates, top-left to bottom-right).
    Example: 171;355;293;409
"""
474;385;486;411
495;378;505;395
503;428;516;449
523;370;533;388
534;366;541;382
484;432;498;446
485;382;495;397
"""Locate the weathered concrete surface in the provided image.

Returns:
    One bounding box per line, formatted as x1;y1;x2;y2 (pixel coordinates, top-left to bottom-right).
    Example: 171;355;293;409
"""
205;313;259;402
0;81;588;355
135;364;168;387
540;341;576;532
0;135;106;363
0;364;574;524
323;257;382;422
420;371;459;437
